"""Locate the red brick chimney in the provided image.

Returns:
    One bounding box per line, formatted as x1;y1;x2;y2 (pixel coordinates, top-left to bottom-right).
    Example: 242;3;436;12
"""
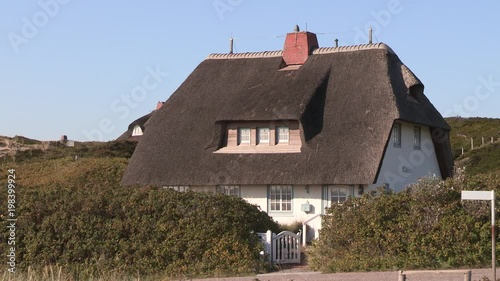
282;25;319;65
156;101;164;110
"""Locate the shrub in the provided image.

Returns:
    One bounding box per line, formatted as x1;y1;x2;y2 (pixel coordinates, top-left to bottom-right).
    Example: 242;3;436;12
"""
278;221;303;233
0;157;278;278
309;175;500;272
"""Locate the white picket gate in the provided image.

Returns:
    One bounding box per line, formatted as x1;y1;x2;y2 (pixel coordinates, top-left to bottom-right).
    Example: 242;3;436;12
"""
257;230;301;264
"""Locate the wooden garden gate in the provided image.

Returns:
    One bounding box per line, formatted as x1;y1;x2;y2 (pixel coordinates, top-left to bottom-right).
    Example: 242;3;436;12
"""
257;230;301;264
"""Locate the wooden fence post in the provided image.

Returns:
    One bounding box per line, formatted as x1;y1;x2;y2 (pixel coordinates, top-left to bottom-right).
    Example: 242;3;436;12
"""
464;270;471;281
398;271;406;281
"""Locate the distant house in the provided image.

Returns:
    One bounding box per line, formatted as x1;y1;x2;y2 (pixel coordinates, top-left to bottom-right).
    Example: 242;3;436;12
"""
117;102;164;141
121;27;453;241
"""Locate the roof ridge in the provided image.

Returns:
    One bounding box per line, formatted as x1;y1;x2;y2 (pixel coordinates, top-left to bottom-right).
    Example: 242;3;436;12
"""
207;43;394;60
207;50;283;60
313;43;394;55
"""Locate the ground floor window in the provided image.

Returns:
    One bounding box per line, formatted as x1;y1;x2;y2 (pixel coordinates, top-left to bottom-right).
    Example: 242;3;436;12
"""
163;186;190;192
269;185;293;212
216;185;240;197
326;186;350;205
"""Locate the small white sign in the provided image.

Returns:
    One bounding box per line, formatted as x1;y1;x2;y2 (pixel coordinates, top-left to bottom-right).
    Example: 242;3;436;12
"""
461;190;494;201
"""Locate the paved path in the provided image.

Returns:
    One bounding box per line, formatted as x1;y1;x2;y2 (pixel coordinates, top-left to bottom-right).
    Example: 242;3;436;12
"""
188;268;497;281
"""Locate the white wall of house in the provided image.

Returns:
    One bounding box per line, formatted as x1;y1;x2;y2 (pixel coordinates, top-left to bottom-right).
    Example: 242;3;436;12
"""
372;121;442;192
240;185;323;223
187;184;366;242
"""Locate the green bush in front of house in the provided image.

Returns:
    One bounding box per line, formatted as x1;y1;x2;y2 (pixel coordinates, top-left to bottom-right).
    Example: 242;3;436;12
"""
309;172;500;272
0;157;279;278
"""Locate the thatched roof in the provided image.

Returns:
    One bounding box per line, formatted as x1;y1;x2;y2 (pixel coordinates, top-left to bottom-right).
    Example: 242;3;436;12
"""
121;43;453;186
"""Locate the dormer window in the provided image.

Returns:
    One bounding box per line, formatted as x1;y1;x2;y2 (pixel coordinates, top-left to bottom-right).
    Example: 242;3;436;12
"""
215;121;301;154
406;85;422;103
276;126;289;144
132;125;143;136
257;127;270;144
237;128;250;145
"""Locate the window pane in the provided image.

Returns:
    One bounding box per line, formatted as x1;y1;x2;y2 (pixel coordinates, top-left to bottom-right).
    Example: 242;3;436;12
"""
413;126;421;149
217;185;240;197
258;127;270;144
329;186;348;205
393;123;401;147
276;127;289;144
238;128;250;144
270;185;292;212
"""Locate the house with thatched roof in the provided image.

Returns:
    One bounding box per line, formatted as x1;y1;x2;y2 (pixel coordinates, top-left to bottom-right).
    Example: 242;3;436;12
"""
116;101;164;141
121;26;453;241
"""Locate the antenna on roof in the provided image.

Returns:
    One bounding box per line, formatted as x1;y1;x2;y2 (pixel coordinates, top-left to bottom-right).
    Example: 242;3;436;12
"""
368;27;373;44
305;22;308;31
229;36;234;54
334;38;339;47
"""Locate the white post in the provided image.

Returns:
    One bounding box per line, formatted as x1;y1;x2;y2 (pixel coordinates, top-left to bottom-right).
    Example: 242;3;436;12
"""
266;230;273;263
492;191;496;281
302;223;307;246
482;137;485;146
492;137;495;144
471;138;474;150
462;190;496;281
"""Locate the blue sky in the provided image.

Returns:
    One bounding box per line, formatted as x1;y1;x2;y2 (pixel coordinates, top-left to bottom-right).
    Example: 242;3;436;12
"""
1;1;499;141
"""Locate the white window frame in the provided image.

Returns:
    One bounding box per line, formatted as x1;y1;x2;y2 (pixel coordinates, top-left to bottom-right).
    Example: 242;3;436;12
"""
132;125;143;136
392;123;401;148
163;185;190;192
276;126;289;144
327;186;349;205
269;185;293;212
238;128;250;145
257;127;270;144
413;126;421;150
216;185;240;197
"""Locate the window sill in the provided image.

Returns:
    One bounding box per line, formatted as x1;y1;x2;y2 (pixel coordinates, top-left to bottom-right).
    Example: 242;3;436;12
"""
214;145;301;154
267;211;295;217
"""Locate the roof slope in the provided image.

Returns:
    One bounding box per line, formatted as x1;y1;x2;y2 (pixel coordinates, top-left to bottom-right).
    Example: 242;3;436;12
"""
121;44;452;186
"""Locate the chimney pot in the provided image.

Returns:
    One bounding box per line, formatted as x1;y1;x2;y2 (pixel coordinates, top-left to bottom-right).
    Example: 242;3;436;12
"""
294;25;300;32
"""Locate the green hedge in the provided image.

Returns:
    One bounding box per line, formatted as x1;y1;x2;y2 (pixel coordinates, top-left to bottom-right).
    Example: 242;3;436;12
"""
309;173;500;272
0;158;279;278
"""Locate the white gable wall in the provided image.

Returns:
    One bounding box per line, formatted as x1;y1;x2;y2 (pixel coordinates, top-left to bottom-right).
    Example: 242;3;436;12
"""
372;121;442;192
